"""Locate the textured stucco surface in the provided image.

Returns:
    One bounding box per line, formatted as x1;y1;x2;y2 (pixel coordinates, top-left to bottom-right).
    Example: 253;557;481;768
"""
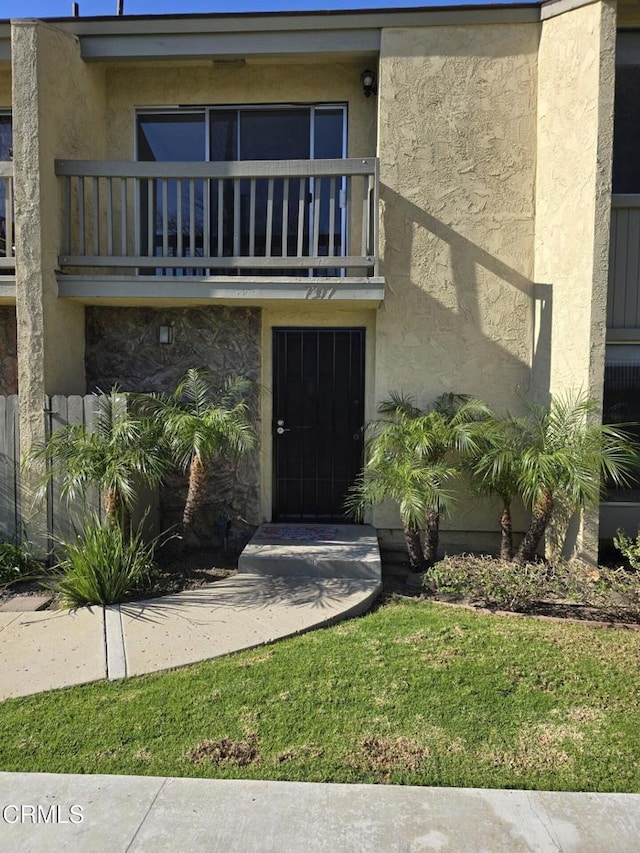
85;306;261;537
12;21;107;547
103;60;376;265
534;1;616;558
105;60;376;161
374;22;538;536
0;306;17;394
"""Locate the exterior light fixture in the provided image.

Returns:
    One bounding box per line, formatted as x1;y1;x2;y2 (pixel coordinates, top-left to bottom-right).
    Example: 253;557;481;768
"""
361;69;377;98
159;324;174;345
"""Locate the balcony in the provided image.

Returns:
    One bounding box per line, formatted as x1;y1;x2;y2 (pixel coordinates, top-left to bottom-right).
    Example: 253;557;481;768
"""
607;195;640;339
0;161;14;301
55;158;384;305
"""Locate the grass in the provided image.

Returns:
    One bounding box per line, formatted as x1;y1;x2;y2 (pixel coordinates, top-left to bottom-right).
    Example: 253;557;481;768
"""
1;599;639;791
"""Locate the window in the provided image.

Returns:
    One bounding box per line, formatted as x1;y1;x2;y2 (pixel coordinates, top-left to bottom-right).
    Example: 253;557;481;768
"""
136;105;347;276
613;67;640;193
0;112;11;161
603;344;640;501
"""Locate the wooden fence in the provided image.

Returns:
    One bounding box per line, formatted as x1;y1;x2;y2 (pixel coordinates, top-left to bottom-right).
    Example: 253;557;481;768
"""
0;395;20;541
0;394;155;549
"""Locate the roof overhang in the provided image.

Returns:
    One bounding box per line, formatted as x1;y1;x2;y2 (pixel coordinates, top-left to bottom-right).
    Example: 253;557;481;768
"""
3;5;541;63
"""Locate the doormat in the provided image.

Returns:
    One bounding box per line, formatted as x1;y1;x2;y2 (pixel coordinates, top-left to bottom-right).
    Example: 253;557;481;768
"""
254;525;338;542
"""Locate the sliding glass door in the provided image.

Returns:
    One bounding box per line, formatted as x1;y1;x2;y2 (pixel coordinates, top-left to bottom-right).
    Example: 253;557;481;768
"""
136;105;347;276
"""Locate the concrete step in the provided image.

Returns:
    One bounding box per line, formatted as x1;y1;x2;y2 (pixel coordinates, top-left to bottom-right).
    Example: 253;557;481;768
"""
238;523;381;581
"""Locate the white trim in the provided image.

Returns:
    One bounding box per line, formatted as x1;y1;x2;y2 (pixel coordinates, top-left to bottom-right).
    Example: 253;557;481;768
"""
540;0;601;22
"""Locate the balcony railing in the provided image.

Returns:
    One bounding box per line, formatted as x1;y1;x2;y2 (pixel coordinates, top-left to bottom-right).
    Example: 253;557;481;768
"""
0;162;14;272
56;158;379;278
608;195;640;331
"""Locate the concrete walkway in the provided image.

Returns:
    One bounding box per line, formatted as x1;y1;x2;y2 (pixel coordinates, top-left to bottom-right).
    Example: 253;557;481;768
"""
0;575;380;700
0;524;381;700
0;773;638;852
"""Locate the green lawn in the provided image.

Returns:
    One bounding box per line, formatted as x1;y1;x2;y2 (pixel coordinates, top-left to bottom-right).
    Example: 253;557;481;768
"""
2;599;639;792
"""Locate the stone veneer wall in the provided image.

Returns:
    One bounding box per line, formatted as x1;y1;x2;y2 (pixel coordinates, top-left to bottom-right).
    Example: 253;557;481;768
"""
85;306;261;545
0;307;17;395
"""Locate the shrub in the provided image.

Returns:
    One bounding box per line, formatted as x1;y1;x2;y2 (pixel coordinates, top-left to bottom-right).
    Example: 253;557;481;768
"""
429;554;580;612
613;529;640;571
0;540;42;588
583;565;640;622
49;516;157;608
429;554;640;621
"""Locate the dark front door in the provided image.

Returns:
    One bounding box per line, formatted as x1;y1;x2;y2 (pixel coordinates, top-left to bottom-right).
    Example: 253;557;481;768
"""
273;327;365;521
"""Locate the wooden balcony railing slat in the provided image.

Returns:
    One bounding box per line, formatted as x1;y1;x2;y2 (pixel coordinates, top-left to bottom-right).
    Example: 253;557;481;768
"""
120;178;127;256
56;157;378;277
106;177;113;256
282;178;289;258
216;179;223;258
233;179;240;258
59;254;373;269
176;179;183;259
189;179;196;260
56;157;376;179
328;177;336;258
297;178;305;258
249;179;256;257
266;178;274;259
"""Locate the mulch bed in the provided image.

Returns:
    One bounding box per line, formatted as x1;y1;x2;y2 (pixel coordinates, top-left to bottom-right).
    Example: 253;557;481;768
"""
380;559;640;627
0;546;240;610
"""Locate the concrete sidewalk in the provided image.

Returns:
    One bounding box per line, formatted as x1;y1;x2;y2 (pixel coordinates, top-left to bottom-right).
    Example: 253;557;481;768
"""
0;773;638;852
0;523;382;701
0;575;380;700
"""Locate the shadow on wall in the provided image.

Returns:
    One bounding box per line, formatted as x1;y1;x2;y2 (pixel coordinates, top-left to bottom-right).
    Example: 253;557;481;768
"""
379;185;552;409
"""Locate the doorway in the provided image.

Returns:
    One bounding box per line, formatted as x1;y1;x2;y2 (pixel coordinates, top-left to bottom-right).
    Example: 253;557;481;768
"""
272;327;365;521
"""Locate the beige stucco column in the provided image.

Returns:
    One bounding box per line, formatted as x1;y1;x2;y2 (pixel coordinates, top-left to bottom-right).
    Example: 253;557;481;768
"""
12;20;106;549
375;21;538;549
534;0;617;561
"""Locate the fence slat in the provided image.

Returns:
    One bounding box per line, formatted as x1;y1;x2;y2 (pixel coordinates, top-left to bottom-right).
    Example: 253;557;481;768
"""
0;395;13;540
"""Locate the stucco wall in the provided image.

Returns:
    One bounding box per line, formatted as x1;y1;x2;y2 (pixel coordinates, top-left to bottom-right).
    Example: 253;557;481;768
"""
534;1;616;558
12;21;107;547
85;305;261;540
375;22;538;538
105;60;376;160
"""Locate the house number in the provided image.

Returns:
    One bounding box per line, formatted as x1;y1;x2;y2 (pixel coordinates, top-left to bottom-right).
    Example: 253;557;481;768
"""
306;286;335;300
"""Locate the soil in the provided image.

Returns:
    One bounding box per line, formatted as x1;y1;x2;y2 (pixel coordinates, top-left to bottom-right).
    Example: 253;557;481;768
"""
3;547;638;626
0;545;240;610
124;546;239;602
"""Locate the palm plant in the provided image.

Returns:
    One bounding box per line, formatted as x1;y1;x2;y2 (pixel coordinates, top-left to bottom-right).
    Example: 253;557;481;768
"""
513;393;636;565
467;415;522;561
135;368;257;545
348;392;491;570
27;389;166;529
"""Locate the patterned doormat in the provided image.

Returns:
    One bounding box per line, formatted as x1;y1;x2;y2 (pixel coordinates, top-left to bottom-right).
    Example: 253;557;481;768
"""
254;525;338;542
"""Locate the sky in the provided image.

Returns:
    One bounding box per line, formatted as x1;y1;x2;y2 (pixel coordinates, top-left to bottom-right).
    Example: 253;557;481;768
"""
0;0;517;22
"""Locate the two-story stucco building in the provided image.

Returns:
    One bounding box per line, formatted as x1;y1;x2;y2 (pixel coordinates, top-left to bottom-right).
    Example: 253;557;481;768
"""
0;0;637;559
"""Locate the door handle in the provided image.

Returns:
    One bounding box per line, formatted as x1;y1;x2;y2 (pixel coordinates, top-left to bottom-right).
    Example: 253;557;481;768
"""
276;427;291;435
